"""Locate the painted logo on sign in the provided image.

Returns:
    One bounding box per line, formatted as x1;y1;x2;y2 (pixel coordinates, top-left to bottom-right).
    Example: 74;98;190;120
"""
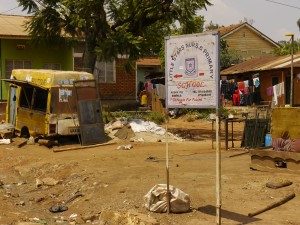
185;57;197;76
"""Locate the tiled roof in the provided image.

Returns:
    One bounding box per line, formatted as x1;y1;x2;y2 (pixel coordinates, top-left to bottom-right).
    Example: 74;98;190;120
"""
0;14;31;38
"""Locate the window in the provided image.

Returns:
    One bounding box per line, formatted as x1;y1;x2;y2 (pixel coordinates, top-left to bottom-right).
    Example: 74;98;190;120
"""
19;86;34;108
32;88;48;112
5;60;32;78
93;60;116;83
19;86;48;112
43;63;61;70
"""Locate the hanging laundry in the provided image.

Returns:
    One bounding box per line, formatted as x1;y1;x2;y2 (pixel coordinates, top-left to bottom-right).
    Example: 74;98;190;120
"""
278;82;285;97
273;84;280;105
233;89;240;106
238;81;245;90
253;77;260;88
244;80;249;88
266;86;273;96
156;84;166;99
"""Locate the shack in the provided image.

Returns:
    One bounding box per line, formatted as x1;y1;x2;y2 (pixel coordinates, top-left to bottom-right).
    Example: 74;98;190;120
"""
221;53;300;106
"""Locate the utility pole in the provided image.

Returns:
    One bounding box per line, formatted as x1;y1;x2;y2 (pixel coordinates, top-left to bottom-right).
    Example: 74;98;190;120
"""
286;34;294;106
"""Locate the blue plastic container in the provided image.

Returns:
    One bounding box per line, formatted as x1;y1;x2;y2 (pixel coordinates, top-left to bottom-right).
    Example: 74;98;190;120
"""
265;134;272;147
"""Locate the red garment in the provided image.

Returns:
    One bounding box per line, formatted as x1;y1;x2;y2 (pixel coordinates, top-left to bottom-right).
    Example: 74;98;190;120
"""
238;81;245;91
233;90;240;106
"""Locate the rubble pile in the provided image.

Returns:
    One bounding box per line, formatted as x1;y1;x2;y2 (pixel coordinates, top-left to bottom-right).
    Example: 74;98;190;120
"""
105;119;184;143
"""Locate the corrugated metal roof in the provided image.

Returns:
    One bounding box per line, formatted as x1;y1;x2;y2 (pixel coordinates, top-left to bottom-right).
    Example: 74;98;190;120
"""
136;57;161;66
0;14;30;38
221;53;300;75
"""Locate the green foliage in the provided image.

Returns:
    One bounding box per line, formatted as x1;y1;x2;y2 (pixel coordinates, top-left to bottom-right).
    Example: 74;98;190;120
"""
145;112;166;125
220;39;242;70
273;40;300;56
102;110;166;125
18;0;212;70
205;21;219;31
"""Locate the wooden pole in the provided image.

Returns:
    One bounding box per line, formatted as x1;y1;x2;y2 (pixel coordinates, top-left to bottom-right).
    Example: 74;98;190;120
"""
216;108;221;225
165;118;171;213
248;193;295;217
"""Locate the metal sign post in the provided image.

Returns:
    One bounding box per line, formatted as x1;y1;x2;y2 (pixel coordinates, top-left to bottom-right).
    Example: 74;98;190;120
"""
165;31;221;223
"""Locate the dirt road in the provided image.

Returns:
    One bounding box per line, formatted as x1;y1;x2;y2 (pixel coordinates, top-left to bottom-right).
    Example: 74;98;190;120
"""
0;119;299;224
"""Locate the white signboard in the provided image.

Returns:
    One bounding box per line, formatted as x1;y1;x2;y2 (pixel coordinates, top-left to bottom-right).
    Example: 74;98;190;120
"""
165;32;220;108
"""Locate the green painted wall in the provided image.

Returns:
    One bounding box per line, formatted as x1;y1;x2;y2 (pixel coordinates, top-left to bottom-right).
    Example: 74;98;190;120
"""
0;39;73;100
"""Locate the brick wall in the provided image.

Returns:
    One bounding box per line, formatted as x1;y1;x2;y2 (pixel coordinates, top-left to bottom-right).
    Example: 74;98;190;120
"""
98;58;136;100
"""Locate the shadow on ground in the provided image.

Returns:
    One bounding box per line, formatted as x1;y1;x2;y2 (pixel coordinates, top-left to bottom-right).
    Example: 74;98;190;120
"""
197;205;261;225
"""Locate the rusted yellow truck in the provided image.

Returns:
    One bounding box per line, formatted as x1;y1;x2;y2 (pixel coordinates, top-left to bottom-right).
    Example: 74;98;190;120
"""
4;69;94;137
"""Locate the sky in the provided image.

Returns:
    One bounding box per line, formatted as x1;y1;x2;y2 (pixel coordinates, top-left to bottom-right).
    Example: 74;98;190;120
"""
0;0;299;42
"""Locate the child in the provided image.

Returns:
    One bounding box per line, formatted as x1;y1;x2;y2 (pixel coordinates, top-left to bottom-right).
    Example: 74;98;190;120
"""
139;90;148;107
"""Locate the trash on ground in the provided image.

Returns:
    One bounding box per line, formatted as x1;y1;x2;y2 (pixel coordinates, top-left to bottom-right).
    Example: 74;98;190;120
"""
0;139;11;144
116;144;133;150
144;184;190;213
49;204;68;213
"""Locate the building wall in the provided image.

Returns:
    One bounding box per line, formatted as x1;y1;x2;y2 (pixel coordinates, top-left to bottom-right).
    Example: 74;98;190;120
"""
223;26;277;60
259;70;285;106
98;58;136;108
0;39;73;100
256;68;300;106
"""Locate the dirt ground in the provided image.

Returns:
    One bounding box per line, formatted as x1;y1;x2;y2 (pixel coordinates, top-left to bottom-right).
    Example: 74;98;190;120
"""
0;118;299;225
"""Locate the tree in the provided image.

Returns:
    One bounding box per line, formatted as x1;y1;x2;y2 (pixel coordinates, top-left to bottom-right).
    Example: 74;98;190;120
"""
205;20;219;31
274;40;300;56
220;39;242;69
18;0;211;71
205;22;242;69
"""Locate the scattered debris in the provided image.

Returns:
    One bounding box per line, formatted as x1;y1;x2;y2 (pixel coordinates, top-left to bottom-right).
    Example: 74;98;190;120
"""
49;204;68;213
248;192;296;217
146;156;159;162
27;136;35;145
35;179;43;188
41;177;60;186
144;184;191;213
35;196;46;203
266;180;293;189
116;144;133;150
0;123;14;139
129;119;166;135
0;138;11;144
16;201;25;206
81;212;100;222
13;137;28;148
49;191;83;213
69;213;78;221
114;125;135;140
38;139;59;148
